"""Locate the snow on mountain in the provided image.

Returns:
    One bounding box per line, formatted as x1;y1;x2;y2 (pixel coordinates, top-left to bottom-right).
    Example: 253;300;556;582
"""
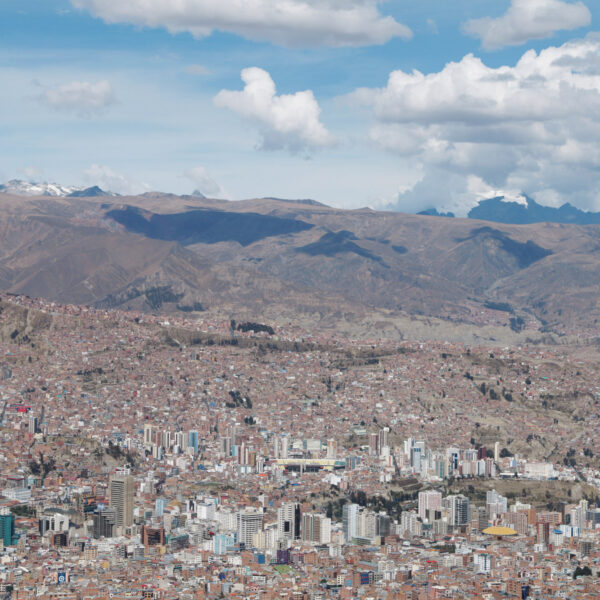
0;179;115;197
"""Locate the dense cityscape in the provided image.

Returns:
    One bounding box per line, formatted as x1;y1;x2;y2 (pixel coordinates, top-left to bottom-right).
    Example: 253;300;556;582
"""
0;295;599;599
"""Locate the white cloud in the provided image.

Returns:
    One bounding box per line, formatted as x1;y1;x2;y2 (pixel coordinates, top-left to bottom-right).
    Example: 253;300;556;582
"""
83;164;148;195
352;35;600;214
43;80;115;117
214;67;336;154
463;0;591;50
70;0;411;48
184;166;229;198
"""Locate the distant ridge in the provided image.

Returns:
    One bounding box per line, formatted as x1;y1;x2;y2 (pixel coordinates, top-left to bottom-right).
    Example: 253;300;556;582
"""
468;195;600;225
68;186;116;198
0;179;116;198
418;208;455;218
261;197;329;207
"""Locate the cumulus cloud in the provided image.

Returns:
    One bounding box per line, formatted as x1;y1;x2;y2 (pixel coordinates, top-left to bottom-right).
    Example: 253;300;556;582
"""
184;166;229;198
70;0;410;48
42;80;115;117
83;164;148;195
353;35;600;214
463;0;591;50
214;67;336;154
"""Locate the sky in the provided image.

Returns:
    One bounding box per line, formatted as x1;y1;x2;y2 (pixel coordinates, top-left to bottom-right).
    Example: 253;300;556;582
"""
1;0;599;215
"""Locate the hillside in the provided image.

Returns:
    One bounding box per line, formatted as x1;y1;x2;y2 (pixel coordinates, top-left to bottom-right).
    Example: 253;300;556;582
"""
0;192;599;342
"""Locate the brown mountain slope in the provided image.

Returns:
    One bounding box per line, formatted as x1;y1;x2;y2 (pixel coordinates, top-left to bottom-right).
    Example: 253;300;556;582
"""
1;192;599;341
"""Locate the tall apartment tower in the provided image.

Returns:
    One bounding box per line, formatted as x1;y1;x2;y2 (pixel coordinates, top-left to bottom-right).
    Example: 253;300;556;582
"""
378;427;390;451
0;507;17;546
342;503;359;542
326;439;337;459
109;470;134;530
369;432;379;456
418;490;442;521
443;494;470;526
280;436;289;459
277;502;301;541
302;513;332;544
237;509;263;547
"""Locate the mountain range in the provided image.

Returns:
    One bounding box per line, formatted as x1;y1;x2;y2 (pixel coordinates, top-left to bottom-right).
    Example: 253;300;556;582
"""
5;180;600;226
0;187;600;343
467;195;600;225
0;180;116;198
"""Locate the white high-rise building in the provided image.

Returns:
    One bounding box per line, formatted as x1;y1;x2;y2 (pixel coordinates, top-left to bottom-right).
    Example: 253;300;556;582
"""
326;439;337;459
277;502;301;541
281;436;289;459
109;469;134;530
342;503;359;543
237;509;263;547
443;494;470;527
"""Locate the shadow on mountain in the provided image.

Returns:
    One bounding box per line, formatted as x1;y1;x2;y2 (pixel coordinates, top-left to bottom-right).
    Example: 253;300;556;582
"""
107;206;313;247
296;230;386;265
458;227;553;269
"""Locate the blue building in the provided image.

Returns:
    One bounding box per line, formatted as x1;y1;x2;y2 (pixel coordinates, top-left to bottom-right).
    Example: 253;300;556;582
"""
189;430;199;454
214;533;235;555
0;508;18;546
155;498;167;517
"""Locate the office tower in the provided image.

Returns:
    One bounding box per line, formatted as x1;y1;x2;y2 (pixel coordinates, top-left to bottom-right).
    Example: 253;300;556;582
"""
188;430;199;454
494;441;500;462
143;424;157;448
214;533;236;555
326;439;337;459
418;490;442;521
109;470;134;530
162;430;173;449
411;446;423;473
28;415;38;435
0;508;17;546
376;513;391;538
301;513;331;544
369;432;379;456
273;436;279;459
342;503;359;542
172;430;183;450
477;446;487;460
237;509;263;547
570;501;588;530
443;494;470;526
219;436;232;457
400;512;421;537
280;436;289;459
140;526;166;546
504;511;527;536
278;502;301;541
239;441;247;465
378;427;390;451
486;489;508;519
92;508;116;539
155;498;166;517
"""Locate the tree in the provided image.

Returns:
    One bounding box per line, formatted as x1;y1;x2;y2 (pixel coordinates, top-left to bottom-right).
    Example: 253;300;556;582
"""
573;566;592;579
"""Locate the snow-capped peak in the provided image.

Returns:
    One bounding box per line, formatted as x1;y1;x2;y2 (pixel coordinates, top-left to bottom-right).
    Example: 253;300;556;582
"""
0;179;79;197
0;180;115;197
